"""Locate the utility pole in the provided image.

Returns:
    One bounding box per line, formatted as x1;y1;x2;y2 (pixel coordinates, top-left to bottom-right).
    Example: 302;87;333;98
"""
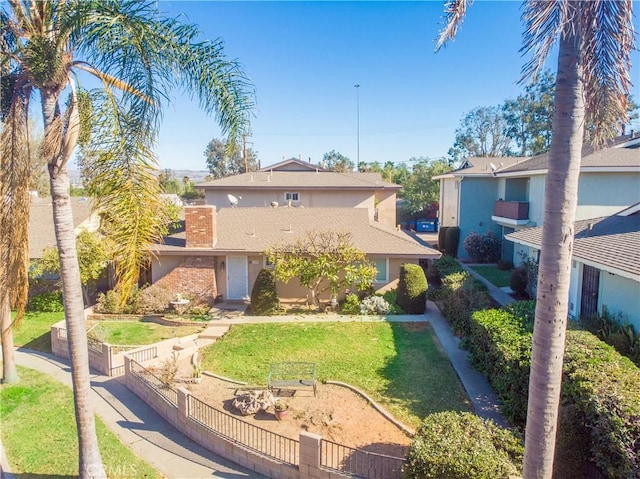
354;83;360;170
241;133;253;173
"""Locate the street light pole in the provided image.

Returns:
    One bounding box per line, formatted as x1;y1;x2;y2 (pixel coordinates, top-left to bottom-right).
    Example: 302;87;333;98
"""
354;83;360;171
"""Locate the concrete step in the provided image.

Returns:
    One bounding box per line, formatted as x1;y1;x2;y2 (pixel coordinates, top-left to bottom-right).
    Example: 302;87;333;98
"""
198;326;230;340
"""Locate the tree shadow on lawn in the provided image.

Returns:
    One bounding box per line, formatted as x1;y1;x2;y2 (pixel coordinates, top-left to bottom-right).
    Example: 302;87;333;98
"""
17;332;51;353
380;322;473;424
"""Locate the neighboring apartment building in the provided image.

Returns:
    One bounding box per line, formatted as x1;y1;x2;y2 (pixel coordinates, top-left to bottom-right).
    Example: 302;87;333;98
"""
433;157;525;259
435;134;640;261
149;205;440;304
195;158;401;228
506;204;640;330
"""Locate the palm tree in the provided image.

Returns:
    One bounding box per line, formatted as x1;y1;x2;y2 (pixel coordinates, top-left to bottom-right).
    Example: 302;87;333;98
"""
1;1;253;477
437;1;635;478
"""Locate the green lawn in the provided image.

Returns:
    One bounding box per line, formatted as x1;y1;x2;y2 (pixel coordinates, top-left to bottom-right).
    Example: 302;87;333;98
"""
87;321;205;346
469;265;513;288
0;367;159;478
12;311;65;353
200;322;472;428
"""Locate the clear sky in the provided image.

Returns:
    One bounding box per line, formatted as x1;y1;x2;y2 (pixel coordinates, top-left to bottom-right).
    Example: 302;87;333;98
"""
152;0;640;171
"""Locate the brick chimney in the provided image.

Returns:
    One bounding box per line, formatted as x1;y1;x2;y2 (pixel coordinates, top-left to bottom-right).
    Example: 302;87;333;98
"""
185;205;217;248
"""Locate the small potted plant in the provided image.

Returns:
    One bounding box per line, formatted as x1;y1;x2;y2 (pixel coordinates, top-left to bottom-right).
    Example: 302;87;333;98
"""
191;362;203;383
273;399;289;421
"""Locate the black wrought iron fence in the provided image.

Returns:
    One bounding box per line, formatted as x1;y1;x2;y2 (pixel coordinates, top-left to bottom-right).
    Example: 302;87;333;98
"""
129;358;178;406
321;439;405;479
188;395;299;465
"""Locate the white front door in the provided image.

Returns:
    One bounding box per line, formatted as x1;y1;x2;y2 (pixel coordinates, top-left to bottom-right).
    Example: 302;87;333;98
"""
226;255;248;300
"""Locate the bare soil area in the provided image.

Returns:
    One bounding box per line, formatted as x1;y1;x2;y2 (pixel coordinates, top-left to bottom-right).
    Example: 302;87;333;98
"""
177;363;412;458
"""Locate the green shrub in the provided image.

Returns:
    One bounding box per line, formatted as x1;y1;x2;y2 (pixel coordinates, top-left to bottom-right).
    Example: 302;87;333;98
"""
382;289;405;314
502;300;536;331
94;288;140;314
433;255;463;278
340;293;360;315
497;259;514;271
509;266;528;296
136;285;174;314
469;309;532;424
444;226;460;257
440;272;492;337
462;230;502;263
437;226;449;251
563;331;640;479
250;269;279;315
397;264;427;314
404;411;523;479
28;291;64;312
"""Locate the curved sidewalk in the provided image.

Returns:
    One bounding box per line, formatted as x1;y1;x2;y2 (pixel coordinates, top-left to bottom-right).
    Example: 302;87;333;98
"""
4;349;266;479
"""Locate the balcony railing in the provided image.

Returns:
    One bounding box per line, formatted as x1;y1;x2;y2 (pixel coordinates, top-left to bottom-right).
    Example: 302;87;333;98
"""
493;200;529;220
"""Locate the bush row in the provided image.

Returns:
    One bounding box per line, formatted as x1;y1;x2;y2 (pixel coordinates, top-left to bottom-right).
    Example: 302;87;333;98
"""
469;307;640;479
430;256;493;337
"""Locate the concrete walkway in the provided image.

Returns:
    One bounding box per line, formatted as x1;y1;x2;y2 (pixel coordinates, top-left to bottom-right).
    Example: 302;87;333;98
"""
1;292;510;478
2;349;266;479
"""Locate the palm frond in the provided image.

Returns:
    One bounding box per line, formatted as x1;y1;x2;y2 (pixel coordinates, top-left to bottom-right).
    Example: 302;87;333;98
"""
80;90;168;303
436;0;473;51
521;0;636;147
0;89;31;324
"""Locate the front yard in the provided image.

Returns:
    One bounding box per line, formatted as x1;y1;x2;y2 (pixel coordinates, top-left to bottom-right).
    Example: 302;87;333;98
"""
199;321;472;429
468;264;513;288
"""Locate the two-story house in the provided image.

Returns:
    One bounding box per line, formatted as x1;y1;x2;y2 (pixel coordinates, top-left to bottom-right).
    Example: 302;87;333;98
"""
145;158;440;305
195;158;401;228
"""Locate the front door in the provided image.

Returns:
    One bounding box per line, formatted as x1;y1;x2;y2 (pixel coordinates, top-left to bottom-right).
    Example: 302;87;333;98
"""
580;264;600;318
226;255;248;300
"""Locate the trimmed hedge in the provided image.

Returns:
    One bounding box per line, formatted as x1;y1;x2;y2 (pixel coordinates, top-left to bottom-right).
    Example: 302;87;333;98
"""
249;268;279;315
468;307;640;479
397;263;427;314
404;411;523;479
439;271;492;337
437;226;449;251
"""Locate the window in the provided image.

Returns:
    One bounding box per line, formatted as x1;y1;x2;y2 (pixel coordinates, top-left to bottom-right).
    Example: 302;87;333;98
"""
371;258;388;283
284;192;300;202
263;256;275;269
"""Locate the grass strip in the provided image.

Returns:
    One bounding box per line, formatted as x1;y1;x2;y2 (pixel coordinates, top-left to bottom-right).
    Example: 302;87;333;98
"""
469;265;513;288
0;366;159;478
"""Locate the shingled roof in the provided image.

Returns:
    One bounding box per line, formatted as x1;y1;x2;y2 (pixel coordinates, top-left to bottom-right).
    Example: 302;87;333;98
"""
498;135;640;175
505;211;640;280
433;157;525;179
28;197;97;258
195;170;400;191
157;207;439;258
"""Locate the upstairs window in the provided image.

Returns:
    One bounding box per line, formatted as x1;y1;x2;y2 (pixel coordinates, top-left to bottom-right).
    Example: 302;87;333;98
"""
284;192;300;202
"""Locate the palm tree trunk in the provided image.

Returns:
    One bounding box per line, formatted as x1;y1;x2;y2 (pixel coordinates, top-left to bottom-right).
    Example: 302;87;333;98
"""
42;90;106;479
523;27;584;479
1;292;19;384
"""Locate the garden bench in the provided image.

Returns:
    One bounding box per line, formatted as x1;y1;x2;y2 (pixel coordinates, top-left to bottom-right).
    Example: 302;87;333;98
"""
268;362;317;397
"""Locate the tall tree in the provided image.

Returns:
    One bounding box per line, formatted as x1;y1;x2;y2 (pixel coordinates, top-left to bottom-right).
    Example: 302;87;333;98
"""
399;157;451;214
437;2;635;479
205;137;258;178
452;105;512;157
1;2;253;478
503;70;555;156
321;150;355;172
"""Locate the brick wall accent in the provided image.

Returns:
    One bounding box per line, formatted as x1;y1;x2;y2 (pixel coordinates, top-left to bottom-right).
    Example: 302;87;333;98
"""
185;205;217;248
148;256;218;305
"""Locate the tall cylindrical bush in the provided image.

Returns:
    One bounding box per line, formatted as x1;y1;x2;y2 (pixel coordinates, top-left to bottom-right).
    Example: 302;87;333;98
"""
397;263;428;314
250;268;279;315
438;226;450;251
444;226;460;257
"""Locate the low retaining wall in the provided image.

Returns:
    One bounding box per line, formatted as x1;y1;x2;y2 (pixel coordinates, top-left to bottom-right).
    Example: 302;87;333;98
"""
50;320;201;377
124;356;340;479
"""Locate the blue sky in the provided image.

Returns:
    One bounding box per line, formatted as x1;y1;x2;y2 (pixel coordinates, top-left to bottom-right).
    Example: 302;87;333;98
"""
154;1;640;171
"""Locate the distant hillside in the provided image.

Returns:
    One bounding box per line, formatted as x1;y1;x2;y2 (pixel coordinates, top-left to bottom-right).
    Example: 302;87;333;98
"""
68;169;211;185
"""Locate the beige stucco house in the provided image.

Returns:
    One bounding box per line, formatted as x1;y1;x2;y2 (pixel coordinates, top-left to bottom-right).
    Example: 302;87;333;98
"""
195;158;401;229
149;205;440;305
